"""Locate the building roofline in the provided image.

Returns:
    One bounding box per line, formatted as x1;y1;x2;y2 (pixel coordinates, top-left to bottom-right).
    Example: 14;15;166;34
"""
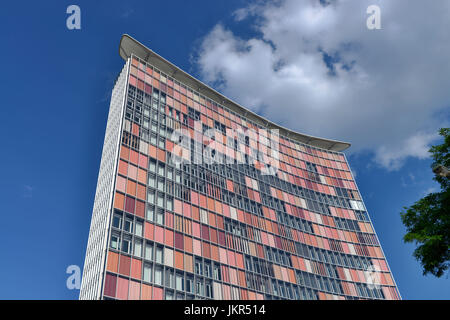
119;34;351;152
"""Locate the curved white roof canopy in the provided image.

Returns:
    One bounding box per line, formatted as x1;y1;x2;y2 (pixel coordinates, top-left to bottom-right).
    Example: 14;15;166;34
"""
119;34;351;152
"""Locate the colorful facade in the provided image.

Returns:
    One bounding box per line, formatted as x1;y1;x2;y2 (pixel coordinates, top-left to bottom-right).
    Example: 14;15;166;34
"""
79;35;400;300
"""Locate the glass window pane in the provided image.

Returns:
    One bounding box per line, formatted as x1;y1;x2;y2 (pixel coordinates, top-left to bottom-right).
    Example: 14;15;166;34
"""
134;241;142;257
112;215;122;229
110;235;119;249
145;243;153;260
143;263;152;282
155;267;163;285
135;221;143;237
124;219;133;233
146;206;154;222
156;247;163;264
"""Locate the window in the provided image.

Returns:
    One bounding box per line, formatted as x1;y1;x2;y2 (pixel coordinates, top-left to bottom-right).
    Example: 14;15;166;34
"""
143;263;152;282
135;221;143;237
154;267;163;285
141;130;149;142
148;190;155;204
157;193;164;208
157;178;165;191
158;137;165;149
195;258;203;275
156;209;164;225
151;121;158;133
176;273;184;291
110;234;119;250
213;263;221;280
122;237;131;254
134;240;142;257
272;280;278;296
149;159;156;173
166;197;173;211
205;280;212;298
160;126;166;138
156;246;163;264
186;275;194;294
165;268;175;288
165;291;174;300
195;278;204;296
148;174;156;188
146;206;154;222
286;285;293;299
204;260;211;278
145;243;153;261
124;218;133;233
112;214;122;229
158;163;165;176
151;133;157;145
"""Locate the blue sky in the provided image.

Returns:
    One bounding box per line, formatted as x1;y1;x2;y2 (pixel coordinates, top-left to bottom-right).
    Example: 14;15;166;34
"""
0;1;448;299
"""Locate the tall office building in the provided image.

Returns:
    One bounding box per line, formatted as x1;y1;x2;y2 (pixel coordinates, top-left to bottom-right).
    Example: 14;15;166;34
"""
80;35;400;300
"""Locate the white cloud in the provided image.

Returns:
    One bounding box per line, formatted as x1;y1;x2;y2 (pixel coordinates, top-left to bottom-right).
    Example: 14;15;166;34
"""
375;131;439;170
195;0;450;170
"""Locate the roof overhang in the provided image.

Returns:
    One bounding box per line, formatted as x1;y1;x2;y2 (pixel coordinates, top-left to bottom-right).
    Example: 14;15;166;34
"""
119;34;351;152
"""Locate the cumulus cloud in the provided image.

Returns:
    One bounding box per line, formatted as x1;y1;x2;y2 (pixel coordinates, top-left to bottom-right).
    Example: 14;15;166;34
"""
375;131;439;170
195;0;450;170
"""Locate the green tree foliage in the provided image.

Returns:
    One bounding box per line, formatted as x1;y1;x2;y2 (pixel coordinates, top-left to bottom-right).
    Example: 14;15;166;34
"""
400;128;450;277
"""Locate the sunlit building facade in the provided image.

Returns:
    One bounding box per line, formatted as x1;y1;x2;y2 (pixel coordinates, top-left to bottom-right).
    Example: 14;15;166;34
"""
80;35;400;300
